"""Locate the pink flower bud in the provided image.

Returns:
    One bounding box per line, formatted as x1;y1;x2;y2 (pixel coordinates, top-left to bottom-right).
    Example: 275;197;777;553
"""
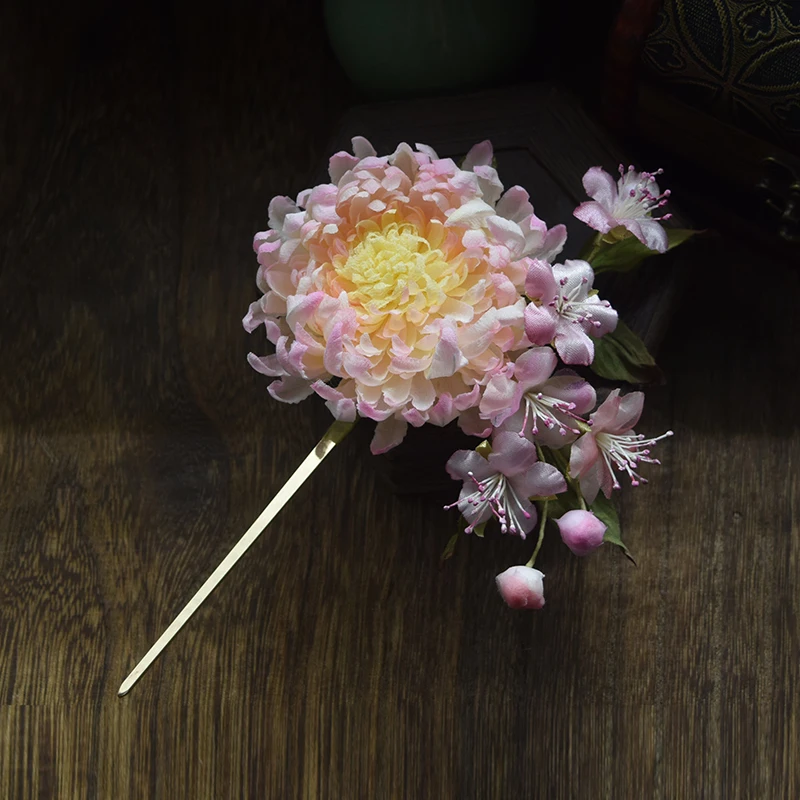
495;565;545;610
555;509;607;556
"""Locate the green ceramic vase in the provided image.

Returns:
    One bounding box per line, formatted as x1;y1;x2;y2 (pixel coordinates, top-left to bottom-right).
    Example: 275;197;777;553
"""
324;0;538;98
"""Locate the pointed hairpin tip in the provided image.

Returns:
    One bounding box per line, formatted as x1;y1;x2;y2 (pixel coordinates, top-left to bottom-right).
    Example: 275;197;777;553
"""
118;664;143;696
117;419;356;697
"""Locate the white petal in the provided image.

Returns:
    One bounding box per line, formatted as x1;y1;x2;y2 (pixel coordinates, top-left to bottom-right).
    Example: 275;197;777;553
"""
445;198;496;228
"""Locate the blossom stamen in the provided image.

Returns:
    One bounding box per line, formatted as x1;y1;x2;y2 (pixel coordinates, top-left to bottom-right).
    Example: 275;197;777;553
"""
520;391;584;437
615;169;672;223
596;430;674;487
444;470;528;535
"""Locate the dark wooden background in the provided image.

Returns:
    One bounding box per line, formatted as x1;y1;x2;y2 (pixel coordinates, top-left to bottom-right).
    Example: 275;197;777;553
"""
2;1;799;797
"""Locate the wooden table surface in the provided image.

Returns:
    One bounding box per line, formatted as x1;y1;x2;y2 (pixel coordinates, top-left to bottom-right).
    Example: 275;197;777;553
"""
2;3;799;798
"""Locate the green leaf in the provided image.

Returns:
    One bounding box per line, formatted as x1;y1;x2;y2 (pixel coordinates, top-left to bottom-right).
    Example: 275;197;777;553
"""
590;493;635;564
591;228;697;274
439;531;459;567
472;521;486;538
590;319;663;384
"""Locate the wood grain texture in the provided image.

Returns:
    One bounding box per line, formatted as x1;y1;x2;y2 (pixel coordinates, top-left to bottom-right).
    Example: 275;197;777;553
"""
1;2;799;797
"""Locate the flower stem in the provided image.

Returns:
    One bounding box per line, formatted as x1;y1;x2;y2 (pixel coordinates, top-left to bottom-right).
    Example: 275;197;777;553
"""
543;445;587;509
526;499;549;567
579;232;605;263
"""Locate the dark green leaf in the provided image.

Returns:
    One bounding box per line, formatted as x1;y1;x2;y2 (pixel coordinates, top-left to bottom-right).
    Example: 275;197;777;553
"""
590;493;635;563
592;228;697;274
590;319;663;384
439;531;459;567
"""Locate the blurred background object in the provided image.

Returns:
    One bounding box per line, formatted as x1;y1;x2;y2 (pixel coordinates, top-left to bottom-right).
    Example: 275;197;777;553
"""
602;0;800;252
324;0;538;97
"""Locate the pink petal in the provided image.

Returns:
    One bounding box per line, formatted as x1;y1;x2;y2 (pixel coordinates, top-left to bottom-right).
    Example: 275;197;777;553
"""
583;297;618;337
415;142;439;160
428;393;457;427
553;259;595;297
445;449;496;483
524;304;557;347
462;139;494;170
323;321;346;375
487;431;538;477
389;142;418;180
461;229;488;251
589;390;621;433
247;352;285;377
582;166;619;208
446;198;495;228
486;215;525;255
428;325;467;379
496;185;532;222
592;390;644;435
268;196;298;232
457;407;492;438
537;223;567;261
357;400;393;422
439;297;475;323
285;291;325;330
494;406;528;439
370;416;409;454
513;346;557;390
263;319;282;344
524;259;557;302
553;322;594;366
473;165;504;206
453;384;481;412
311;380;357;422
480;374;522;426
599;462;616;499
267;376;316;403
402;407;427;427
635;218;669;253
410;374;436;412
613;391;645;432
242;300;267;333
573;200;615;234
458;310;502;359
570;432;600;479
328;151;360;183
432;157;458;176
351;135;376;159
510;461;567;499
546;371;597;415
342;350;374;382
383;375;412;406
306;184;340;225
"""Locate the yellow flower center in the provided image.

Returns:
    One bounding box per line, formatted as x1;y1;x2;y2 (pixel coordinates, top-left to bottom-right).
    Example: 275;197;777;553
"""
335;220;457;315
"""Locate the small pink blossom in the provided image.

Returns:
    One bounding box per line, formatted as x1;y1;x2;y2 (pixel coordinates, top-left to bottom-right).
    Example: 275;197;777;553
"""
495;565;546;610
570;389;673;503
479;346;596;446
524;259;617;365
555;510;606;556
445;431;566;538
574;164;672;253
